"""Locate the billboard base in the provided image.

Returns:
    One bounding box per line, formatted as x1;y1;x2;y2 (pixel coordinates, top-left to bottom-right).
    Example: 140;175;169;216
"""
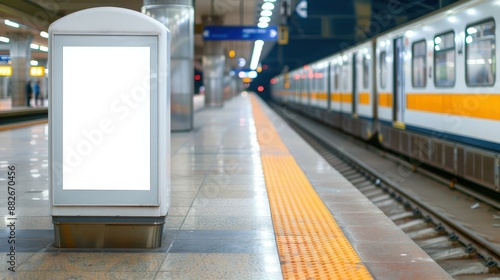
52;216;166;248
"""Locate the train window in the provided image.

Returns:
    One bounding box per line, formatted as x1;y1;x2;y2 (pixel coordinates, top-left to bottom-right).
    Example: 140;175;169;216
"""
342;63;349;91
334;65;340;90
434;32;456;87
379;51;387;89
412;40;426;87
465;19;495;86
363;55;370;88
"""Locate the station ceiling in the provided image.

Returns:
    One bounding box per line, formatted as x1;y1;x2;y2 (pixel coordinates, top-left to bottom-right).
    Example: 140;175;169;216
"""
0;0;260;66
0;0;459;93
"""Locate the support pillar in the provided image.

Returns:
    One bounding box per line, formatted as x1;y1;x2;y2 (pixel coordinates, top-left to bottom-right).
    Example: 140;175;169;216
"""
142;0;194;131
202;15;225;107
0;77;10;99
231;76;238;97
8;32;33;107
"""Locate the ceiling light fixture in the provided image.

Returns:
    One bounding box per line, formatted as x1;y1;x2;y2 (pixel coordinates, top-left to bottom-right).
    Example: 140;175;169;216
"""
257;22;269;28
4;19;20;28
250;40;264;70
259;17;271;23
261;10;272;17
262;3;274;10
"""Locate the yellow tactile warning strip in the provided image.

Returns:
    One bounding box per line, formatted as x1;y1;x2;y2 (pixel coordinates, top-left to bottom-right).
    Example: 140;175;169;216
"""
250;94;373;280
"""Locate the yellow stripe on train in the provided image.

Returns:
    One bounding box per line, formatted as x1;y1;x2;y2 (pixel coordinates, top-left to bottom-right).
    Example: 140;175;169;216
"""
331;93;352;103
406;93;500;121
378;93;392;107
294;92;372;104
359;92;370;105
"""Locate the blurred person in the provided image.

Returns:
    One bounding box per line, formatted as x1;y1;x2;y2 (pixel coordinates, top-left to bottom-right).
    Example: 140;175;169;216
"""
26;81;32;107
34;81;40;107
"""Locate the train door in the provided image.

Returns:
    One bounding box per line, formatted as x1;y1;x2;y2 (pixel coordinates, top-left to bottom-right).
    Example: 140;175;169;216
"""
352;53;358;115
293;71;302;104
393;37;405;123
303;68;310;106
327;63;332;110
300;69;306;105
341;57;349;113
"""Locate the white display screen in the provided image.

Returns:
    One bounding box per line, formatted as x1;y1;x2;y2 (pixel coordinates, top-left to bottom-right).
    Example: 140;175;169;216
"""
62;46;151;190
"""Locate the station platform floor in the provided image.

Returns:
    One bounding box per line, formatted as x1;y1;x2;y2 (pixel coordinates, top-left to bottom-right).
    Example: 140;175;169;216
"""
0;93;451;279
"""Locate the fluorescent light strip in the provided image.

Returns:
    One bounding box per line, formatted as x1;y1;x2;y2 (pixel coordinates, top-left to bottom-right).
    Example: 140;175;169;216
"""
257;22;269;28
0;36;9;43
250;40;264;70
261;10;272;17
259;17;271;23
4;19;20;28
262;3;274;10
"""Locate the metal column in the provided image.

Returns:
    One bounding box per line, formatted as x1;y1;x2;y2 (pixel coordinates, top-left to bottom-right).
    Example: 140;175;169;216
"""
202;15;225;107
8;32;33;107
142;0;194;131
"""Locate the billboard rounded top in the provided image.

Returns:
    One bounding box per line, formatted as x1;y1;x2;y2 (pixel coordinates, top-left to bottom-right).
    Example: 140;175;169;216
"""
49;7;168;35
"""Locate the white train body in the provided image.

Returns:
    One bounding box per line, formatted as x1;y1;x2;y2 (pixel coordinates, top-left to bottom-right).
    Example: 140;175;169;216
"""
376;0;500;146
271;0;500;192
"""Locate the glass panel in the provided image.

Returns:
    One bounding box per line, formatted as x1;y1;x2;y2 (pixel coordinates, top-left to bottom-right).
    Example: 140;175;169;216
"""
412;41;426;87
342;63;349;91
466;20;496;86
334;65;340;90
379;51;387;89
363;56;369;88
63;46;151;191
434;32;455;87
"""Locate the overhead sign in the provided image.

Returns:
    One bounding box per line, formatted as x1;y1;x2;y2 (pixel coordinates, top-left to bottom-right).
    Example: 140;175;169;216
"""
0;55;10;63
203;26;278;41
30;66;45;77
296;0;308;18
0;65;12;76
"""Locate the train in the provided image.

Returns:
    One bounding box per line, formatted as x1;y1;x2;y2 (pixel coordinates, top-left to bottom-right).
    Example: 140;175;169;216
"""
271;0;500;193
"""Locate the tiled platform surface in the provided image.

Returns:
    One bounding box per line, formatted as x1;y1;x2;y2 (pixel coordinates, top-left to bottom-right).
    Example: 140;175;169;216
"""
0;94;450;279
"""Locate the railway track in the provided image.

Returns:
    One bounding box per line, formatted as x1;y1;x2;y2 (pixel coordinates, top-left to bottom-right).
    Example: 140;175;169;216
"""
0;107;48;131
271;103;500;279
